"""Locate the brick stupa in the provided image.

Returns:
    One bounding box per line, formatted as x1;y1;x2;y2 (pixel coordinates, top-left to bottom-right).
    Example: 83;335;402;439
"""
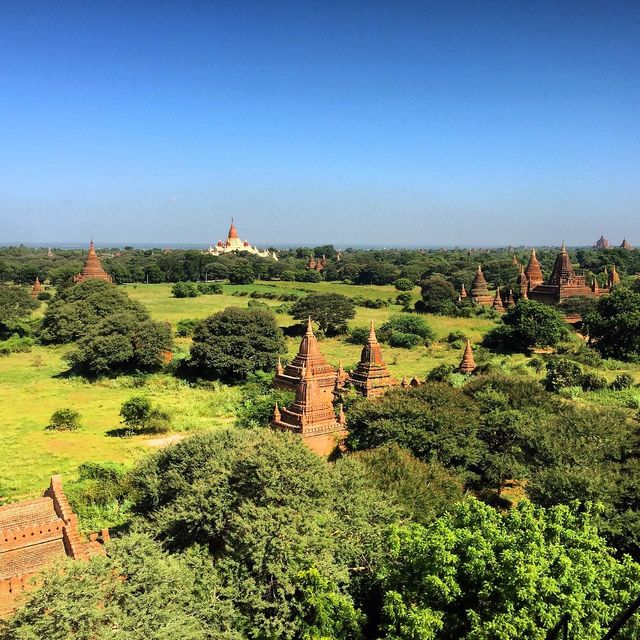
524;249;544;288
471;265;492;305
30;277;42;298
272;366;347;456
347;321;398;397
73;240;113;284
0;476;107;615
608;265;621;287
273;317;337;398
516;266;529;300
491;288;505;312
458;339;477;374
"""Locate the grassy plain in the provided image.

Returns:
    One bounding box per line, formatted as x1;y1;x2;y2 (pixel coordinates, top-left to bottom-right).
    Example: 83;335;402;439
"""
3;280;639;499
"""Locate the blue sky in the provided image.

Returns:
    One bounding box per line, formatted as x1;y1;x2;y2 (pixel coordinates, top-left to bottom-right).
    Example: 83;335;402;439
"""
1;1;638;247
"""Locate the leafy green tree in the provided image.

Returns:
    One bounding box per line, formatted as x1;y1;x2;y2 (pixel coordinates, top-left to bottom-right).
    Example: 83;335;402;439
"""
171;281;200;298
228;260;255;284
346;383;484;481
290;293;356;335
189;307;285;382
119;395;171;434
379;314;435;348
419;275;458;313
0;284;38;334
544;358;583;391
394;278;415;291
376;499;640;640
41;280;145;344
484;300;570;352
583;287;640;361
65;313;172;377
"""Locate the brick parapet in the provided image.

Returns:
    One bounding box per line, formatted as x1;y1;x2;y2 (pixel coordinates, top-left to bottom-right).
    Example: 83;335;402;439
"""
0;519;64;553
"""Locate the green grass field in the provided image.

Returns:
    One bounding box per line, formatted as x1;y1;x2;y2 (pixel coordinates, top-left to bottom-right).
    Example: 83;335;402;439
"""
2;280;638;500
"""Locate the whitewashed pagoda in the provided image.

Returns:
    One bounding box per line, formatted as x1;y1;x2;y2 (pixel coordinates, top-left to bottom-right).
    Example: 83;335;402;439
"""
207;219;277;259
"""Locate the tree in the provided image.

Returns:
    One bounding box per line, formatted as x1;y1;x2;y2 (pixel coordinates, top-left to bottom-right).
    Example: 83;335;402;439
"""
376;499;640;640
41;280;144;344
484;299;570;352
65;313;172;377
172;281;200;298
379;314;435;348
346;383;485;481
394;278;415;291
583;287;640;361
228;260;255;284
419;275;458;313
290;293;356;335
120;396;171;434
189;307;285;382
0;284;38;333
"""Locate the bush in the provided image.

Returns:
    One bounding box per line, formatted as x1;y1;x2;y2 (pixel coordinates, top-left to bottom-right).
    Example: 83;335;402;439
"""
247;299;270;310
37;291;52;301
0;334;35;355
197;282;223;295
46;408;81;431
120;396;171;434
446;330;467;344
171;281;200;298
395;292;413;308
545;358;583;392
393;278;414;291
175;318;199;337
419;275;458;313
346;326;370;345
387;330;422;349
379;314;435;348
580;372;608;391
610;373;634;391
427;363;456;382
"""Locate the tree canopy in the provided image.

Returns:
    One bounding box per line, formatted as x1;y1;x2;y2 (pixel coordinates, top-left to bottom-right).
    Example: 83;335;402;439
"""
189;307;285;382
290;293;356;335
0;284;38;332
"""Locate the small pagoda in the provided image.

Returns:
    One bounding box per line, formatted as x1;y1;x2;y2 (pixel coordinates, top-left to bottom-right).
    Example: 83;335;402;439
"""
470;265;493;305
273;318;337;398
608;265;621;287
621;239;632;250
347;321;398;397
516;266;529;300
30;277;43;298
491;288;505;312
73;241;113;284
524;249;544;288
272;366;347;456
458;340;477;374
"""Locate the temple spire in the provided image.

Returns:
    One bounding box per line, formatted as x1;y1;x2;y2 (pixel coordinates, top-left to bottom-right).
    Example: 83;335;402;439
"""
492;288;505;312
459;339;477;374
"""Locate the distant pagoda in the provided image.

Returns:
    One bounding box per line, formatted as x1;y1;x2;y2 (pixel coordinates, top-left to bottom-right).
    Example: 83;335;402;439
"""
272;366;347;456
524;249;544;288
273;317;337;398
621;239;632;250
207;218;277;260
30;277;43;298
470;265;492;305
594;235;610;249
73;241;113;284
516;266;529;300
458;339;477;374
347;321;398;397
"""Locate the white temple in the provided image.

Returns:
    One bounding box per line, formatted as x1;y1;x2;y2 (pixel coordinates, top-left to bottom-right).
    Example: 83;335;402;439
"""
207;219;277;260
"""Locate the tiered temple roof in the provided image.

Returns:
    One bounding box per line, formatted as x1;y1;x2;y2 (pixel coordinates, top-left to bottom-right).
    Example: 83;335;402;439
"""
491;288;505;312
272;366;347;455
470;265;493;305
0;476;107;615
73;241;113;284
594;235;610;249
516;266;529;300
207;219;277;260
524;249;544;288
347;322;398;397
458;339;477;374
621;239;632;250
273;318;337;397
608;265;621;287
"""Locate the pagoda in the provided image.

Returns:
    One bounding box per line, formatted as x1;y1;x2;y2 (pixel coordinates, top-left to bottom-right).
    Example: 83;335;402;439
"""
491;288;505;312
458;339;477;374
272;366;347;456
347;321;398;397
608;265;621;287
73;241;113;284
0;476;107;615
524;249;544;288
30;277;42;298
470;265;493;305
460;284;467;298
207;219;276;260
506;289;516;308
273;318;337;398
516;266;529;300
594;235;610;249
621;239;632;250
529;242;608;304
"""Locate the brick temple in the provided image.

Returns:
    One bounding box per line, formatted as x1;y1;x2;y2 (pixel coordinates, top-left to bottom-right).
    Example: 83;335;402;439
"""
73;240;113;284
272;366;347;456
347;321;398;397
0;476;107;615
30;277;42;298
527;243;610;304
470;265;493;305
273;317;337;398
458;339;477;374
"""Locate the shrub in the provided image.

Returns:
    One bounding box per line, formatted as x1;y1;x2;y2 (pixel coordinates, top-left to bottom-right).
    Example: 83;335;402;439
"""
175;318;199;337
247;299;270;310
545;358;583;392
0;334;35;355
171;281;200;298
419;275;458;313
37;291;52;301
427;363;456;382
387;330;422;349
379;314;435;347
197;282;223;295
446;330;468;344
395;292;413;308
580;372;608;391
393;278;414;291
47;408;81;431
347;326;370;345
610;373;634;391
120;396;171;434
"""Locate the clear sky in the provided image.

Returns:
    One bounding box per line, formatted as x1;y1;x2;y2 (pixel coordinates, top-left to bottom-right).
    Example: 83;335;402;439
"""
1;1;639;247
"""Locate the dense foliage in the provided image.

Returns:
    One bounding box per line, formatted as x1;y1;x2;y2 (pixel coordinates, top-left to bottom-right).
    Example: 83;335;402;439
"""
0;284;38;333
189;307;286;382
290;293;356;335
